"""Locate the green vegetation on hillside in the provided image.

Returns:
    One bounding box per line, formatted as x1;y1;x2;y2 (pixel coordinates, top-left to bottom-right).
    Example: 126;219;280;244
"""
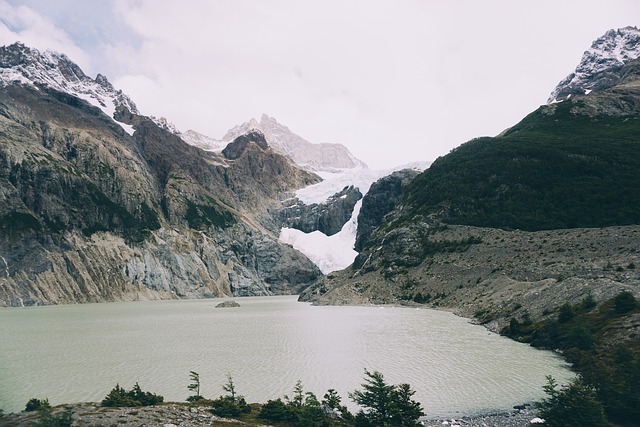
503;292;640;425
403;101;640;231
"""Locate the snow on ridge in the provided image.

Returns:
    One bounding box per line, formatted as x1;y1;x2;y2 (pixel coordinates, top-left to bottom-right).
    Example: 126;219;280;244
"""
218;114;367;172
0;42;138;134
548;26;640;103
180;129;227;152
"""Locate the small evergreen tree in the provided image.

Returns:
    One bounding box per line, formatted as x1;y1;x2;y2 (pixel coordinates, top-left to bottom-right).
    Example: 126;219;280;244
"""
25;398;51;412
323;388;342;411
350;370;423;426
349;370;396;425
101;384;135;407
101;383;163;407
187;371;203;402
222;372;236;401
322;388;354;424
211;373;251;417
558;303;575;323
614;291;637;314
537;376;607;427
390;383;424;426
286;380;305;410
259;398;290;423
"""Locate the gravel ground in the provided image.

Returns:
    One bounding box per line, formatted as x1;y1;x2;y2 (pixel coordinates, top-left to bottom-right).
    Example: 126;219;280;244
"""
422;407;542;427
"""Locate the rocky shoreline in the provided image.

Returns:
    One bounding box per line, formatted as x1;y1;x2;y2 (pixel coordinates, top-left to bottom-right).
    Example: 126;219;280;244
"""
0;402;544;426
422;407;542;427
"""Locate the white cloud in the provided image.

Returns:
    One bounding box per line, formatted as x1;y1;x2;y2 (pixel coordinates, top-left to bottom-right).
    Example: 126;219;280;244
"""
0;0;91;72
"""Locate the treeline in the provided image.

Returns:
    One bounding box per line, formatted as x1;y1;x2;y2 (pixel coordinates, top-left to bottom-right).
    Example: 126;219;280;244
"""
504;291;640;426
13;370;424;427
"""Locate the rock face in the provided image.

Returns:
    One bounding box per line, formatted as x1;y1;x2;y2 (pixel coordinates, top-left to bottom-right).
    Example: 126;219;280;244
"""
221;131;269;160
548;26;640;103
354;169;419;251
0;43;322;306
279;186;362;236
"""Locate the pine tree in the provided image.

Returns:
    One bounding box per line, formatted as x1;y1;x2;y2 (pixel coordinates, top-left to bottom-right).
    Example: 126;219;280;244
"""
349;370;396;425
187;371;203;402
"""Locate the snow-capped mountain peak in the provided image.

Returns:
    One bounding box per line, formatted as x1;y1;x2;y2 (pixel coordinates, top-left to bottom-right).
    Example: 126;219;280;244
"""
0;42;138;134
220;114;367;172
548;26;640;103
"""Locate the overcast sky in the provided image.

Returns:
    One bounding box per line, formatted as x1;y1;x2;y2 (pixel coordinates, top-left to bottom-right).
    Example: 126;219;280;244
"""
1;1;638;169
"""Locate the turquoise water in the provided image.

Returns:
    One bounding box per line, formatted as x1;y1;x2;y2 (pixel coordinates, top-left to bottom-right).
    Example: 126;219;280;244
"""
0;296;572;417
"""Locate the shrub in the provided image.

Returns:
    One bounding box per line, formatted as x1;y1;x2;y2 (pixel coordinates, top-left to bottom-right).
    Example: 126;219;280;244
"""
558;303;575;323
30;407;73;427
211;396;250;417
258;398;290;423
211;373;251;417
614;291;637;314
186;371;203;403
101;383;163;407
25;398;51;412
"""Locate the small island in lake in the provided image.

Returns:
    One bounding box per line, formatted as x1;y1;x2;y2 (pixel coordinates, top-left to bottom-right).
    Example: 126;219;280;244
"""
215;300;241;308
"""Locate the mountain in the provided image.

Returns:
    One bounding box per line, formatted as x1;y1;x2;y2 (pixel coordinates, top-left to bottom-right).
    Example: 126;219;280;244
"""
0;42;322;306
548;26;640;103
185;113;366;173
301;28;640;334
0;42;138;135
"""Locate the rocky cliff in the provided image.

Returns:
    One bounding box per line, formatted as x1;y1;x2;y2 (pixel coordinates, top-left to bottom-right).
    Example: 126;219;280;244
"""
0;43;322;306
354;169;419;251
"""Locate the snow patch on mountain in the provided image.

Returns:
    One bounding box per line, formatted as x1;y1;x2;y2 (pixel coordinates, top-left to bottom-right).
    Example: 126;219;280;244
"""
280;200;361;274
279;162;429;273
179;129;228;152
548;26;640;103
0;42;139;134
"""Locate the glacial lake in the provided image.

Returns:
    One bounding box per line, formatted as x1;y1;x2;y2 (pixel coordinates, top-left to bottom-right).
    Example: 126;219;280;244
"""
0;296;572;417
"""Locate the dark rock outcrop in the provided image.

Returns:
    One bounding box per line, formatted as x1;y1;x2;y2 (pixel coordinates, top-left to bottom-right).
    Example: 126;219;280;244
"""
222;131;269;160
354;169;419;251
279;186;362;236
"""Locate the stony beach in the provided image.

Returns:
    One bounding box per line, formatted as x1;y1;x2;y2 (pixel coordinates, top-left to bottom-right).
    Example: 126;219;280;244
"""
422;407;542;427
